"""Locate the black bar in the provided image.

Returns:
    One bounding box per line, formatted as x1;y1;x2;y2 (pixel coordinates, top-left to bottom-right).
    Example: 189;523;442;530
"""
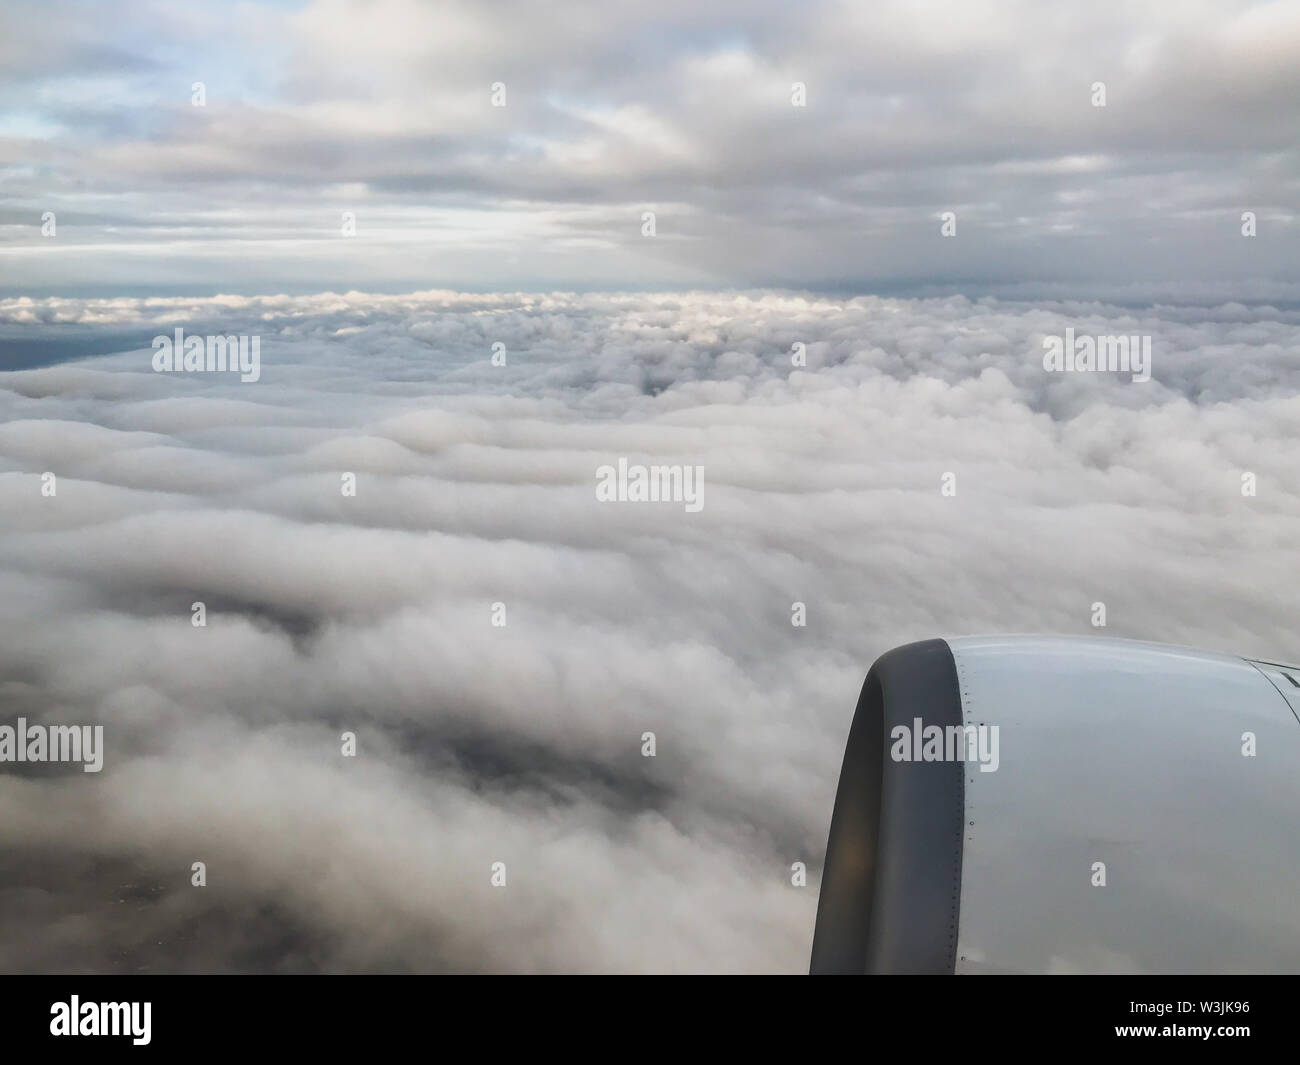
0;975;1284;1052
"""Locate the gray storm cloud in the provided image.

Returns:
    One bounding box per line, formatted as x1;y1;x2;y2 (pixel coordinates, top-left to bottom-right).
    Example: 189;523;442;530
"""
0;289;1296;971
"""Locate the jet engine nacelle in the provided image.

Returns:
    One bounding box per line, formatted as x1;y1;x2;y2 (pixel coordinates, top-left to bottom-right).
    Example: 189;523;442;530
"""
810;636;1300;974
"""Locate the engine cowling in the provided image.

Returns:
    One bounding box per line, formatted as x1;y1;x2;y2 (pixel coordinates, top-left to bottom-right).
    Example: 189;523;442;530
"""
810;635;1300;974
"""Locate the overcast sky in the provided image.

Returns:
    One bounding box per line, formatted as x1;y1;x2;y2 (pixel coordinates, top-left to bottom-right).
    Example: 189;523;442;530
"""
1;0;1298;295
0;2;1297;974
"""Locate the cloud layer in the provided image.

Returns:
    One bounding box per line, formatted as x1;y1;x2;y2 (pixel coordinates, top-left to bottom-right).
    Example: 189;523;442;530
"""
1;0;1298;291
0;288;1296;971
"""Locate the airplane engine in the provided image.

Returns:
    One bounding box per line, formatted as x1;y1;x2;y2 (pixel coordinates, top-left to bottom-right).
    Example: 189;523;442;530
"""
810;636;1300;974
